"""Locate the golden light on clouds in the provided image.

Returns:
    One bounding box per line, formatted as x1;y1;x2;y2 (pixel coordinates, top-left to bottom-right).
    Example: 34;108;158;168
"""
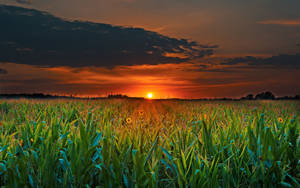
1;61;300;98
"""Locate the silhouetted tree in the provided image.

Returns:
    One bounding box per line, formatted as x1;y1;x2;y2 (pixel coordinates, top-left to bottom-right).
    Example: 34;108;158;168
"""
246;94;254;100
108;94;128;98
255;91;275;100
240;94;254;100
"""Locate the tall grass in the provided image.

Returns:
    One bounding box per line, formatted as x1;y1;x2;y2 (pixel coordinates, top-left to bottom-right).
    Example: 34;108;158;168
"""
0;99;299;187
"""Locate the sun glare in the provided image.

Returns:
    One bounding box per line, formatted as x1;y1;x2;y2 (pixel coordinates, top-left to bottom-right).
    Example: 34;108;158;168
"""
147;93;153;99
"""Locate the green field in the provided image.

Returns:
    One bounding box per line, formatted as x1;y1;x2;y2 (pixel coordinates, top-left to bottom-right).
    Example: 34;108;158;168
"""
0;99;299;187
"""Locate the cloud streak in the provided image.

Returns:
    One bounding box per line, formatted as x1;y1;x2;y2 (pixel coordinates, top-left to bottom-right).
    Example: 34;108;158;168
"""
221;54;300;69
0;68;8;74
257;19;300;26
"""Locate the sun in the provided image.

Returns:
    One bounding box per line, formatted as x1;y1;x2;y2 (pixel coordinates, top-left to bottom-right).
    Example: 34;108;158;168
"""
147;93;153;99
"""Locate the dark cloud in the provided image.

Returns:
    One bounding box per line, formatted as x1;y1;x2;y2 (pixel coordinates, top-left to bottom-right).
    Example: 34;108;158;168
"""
15;0;32;5
221;54;300;69
195;68;236;73
0;5;216;68
188;77;243;85
0;68;8;74
0;78;59;85
199;44;219;49
221;56;258;66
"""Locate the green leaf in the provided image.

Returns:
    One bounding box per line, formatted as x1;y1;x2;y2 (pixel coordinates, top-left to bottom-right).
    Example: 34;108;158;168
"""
280;182;292;187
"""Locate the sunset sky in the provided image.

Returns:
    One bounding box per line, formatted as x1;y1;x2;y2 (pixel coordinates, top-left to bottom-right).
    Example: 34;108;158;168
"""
0;0;300;98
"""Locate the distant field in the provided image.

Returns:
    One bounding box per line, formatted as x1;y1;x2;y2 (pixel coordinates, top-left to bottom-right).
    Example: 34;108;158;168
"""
0;99;299;187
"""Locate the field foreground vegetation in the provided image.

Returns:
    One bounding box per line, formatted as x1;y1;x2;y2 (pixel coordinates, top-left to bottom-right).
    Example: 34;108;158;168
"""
0;99;299;187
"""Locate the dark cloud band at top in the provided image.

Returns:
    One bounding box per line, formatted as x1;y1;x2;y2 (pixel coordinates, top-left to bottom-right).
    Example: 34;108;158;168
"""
0;5;216;68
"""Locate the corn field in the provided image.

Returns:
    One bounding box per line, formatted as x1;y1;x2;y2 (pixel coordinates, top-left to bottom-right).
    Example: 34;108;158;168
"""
0;99;299;187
